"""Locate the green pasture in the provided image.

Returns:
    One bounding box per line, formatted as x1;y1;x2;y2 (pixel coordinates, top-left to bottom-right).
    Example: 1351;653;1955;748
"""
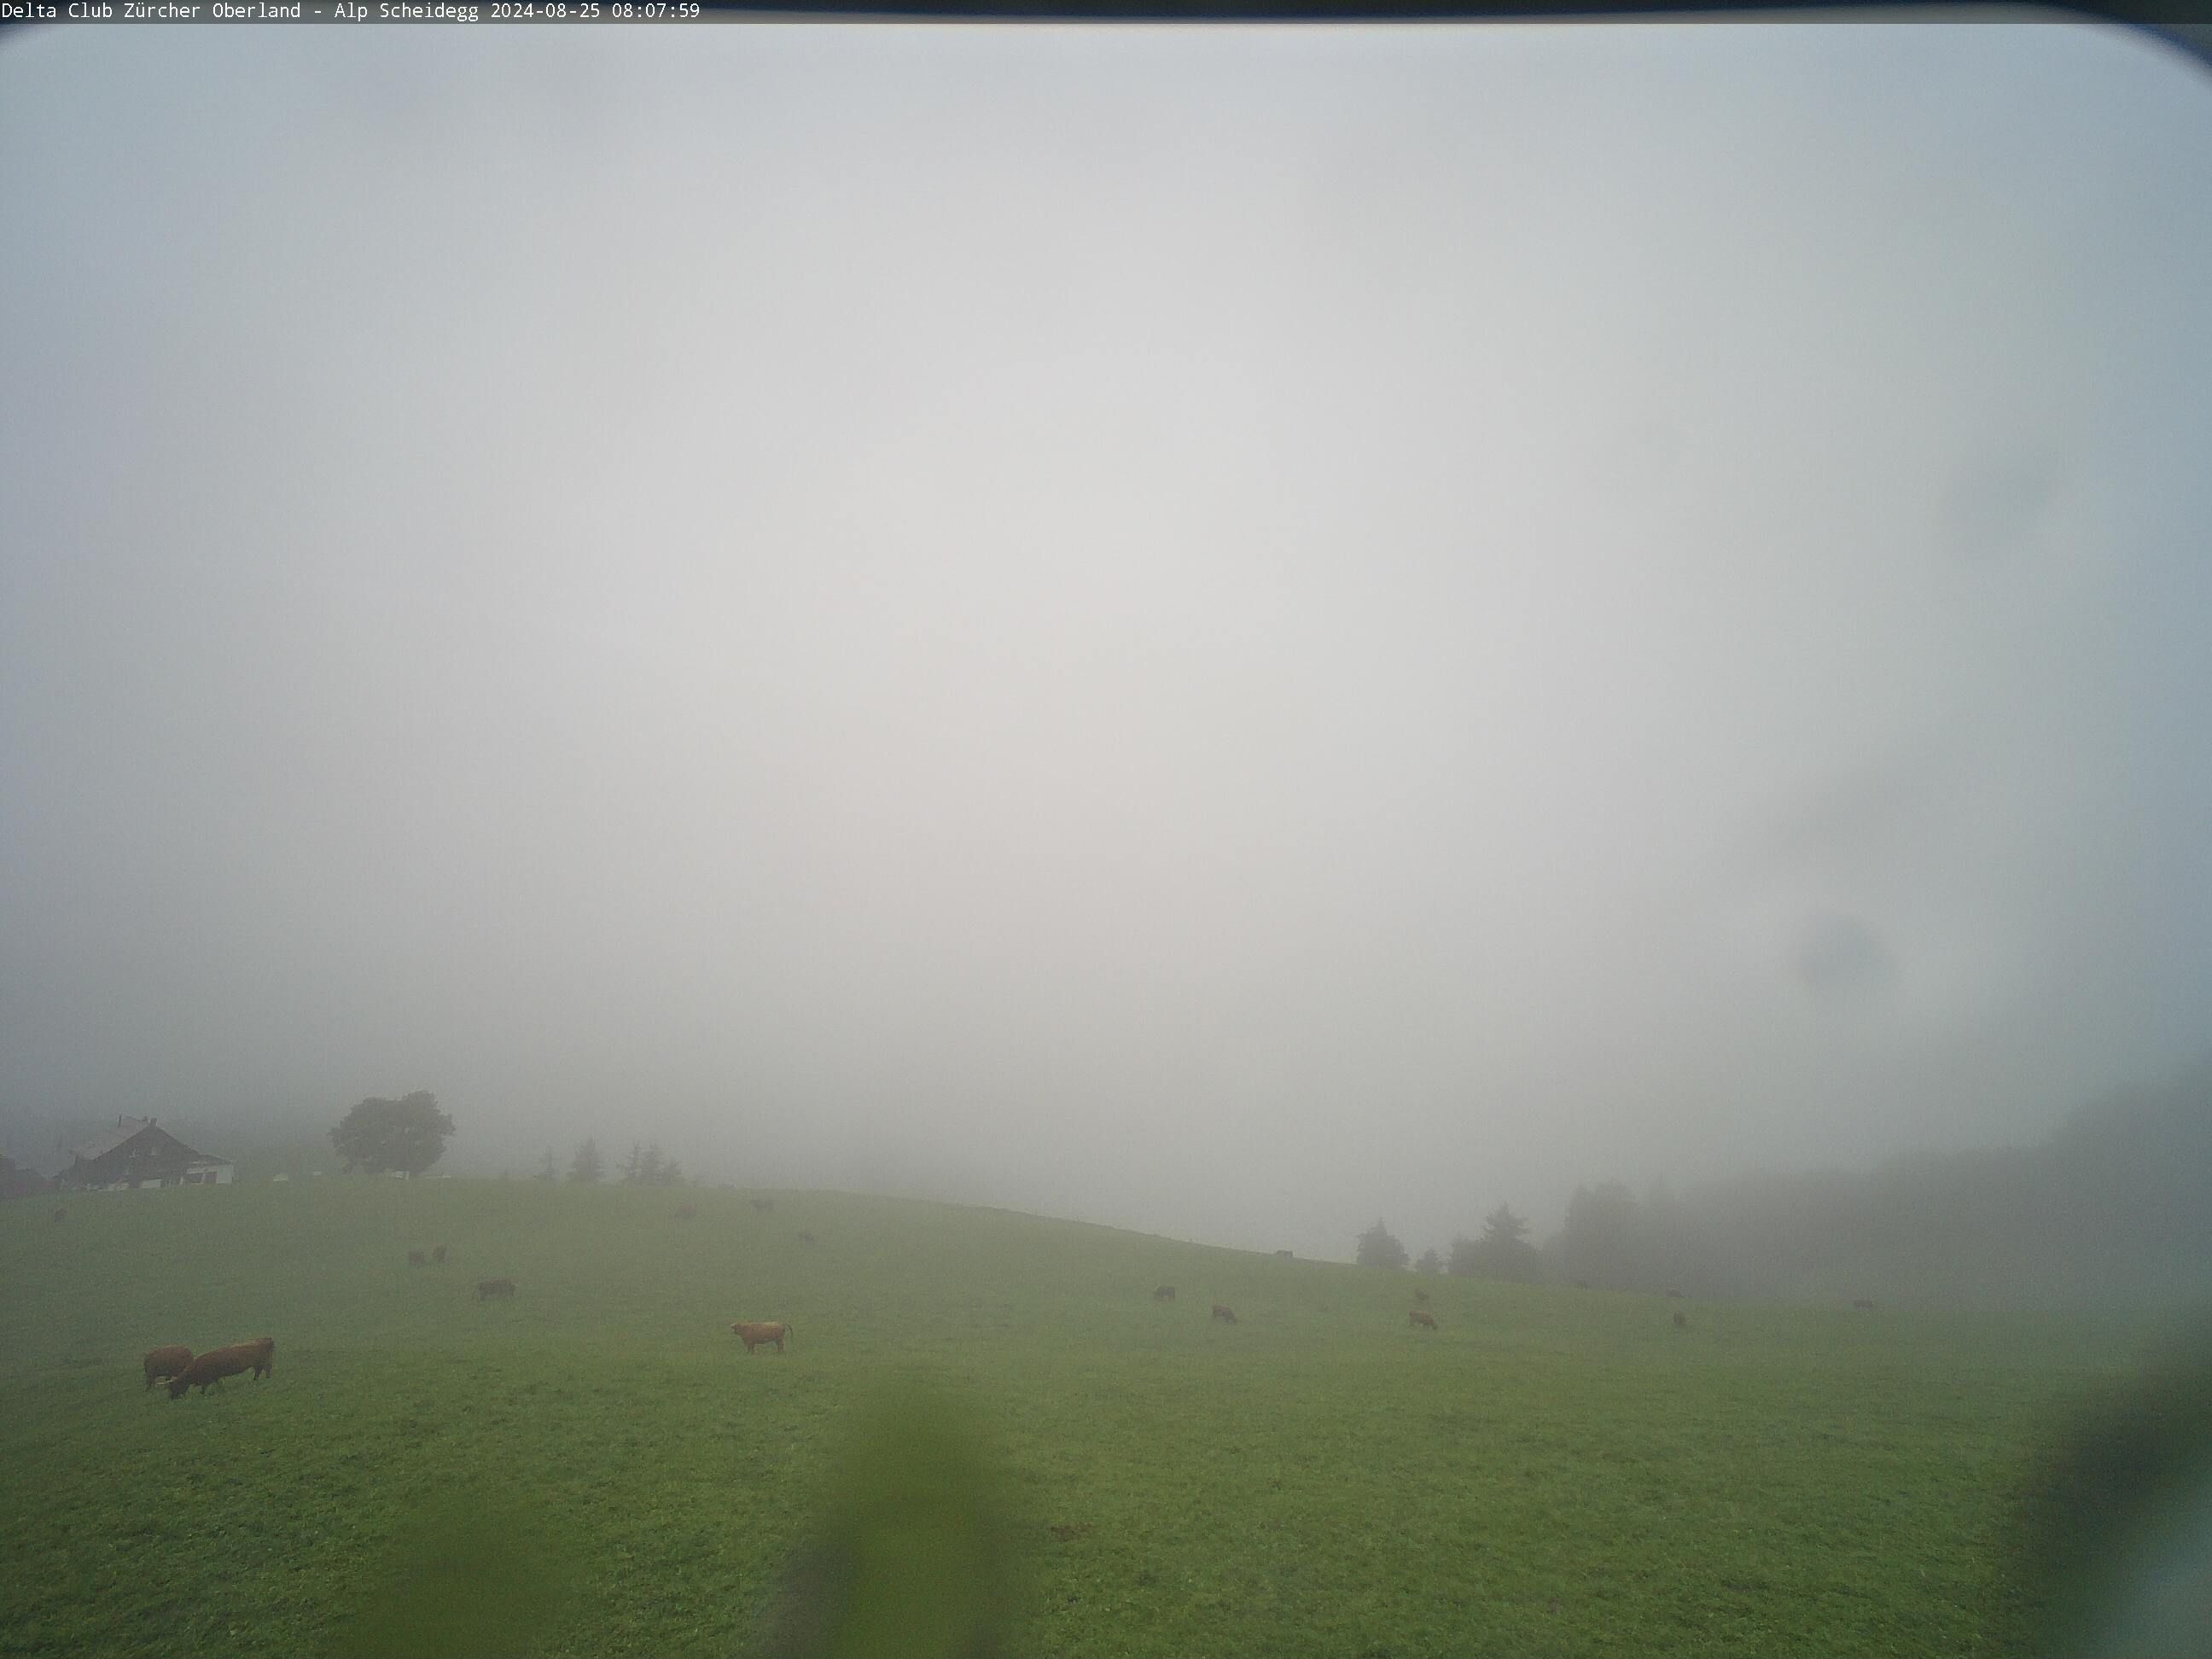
0;1179;2163;1657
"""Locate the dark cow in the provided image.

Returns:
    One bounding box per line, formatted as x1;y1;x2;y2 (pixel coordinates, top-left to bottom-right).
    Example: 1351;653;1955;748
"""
1152;1285;1177;1302
143;1345;193;1391
1413;1288;1430;1305
476;1278;516;1301
752;1198;775;1212
1666;1289;1685;1299
432;1244;448;1264
677;1205;696;1221
1673;1311;1689;1330
1274;1249;1292;1259
797;1231;817;1245
1211;1304;1237;1324
1853;1298;1877;1310
1410;1310;1437;1330
731;1320;791;1353
51;1207;67;1223
167;1336;274;1398
408;1249;426;1267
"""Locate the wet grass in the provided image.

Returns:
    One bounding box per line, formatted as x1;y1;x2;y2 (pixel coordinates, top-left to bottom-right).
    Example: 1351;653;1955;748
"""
0;1178;2160;1656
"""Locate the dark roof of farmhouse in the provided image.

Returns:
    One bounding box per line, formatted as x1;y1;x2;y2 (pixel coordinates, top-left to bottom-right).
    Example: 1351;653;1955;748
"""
68;1117;226;1166
70;1116;162;1161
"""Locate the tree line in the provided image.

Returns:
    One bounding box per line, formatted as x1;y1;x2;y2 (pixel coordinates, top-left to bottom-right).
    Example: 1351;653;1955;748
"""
1353;1055;2212;1309
1357;1204;1541;1283
545;1136;685;1187
323;1095;691;1189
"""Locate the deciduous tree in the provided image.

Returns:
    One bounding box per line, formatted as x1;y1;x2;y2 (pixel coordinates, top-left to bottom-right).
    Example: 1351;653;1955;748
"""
329;1091;454;1178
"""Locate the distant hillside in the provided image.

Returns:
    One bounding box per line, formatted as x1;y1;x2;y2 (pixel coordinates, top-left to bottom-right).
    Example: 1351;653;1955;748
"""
1542;1057;2212;1310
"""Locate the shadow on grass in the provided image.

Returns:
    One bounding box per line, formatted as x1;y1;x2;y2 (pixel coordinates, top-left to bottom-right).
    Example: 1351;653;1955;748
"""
324;1388;1025;1659
761;1387;1027;1659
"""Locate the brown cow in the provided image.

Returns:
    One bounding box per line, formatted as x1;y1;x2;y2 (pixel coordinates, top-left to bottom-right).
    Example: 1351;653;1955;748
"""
1152;1285;1176;1301
51;1207;67;1223
1853;1298;1877;1310
1211;1304;1237;1324
476;1278;516;1300
797;1231;818;1245
408;1249;426;1267
752;1198;775;1212
731;1320;791;1353
1274;1249;1292;1259
677;1205;696;1221
143;1345;193;1391
1410;1310;1437;1330
167;1337;274;1398
1674;1311;1689;1329
432;1244;448;1264
1666;1289;1685;1299
1413;1288;1430;1304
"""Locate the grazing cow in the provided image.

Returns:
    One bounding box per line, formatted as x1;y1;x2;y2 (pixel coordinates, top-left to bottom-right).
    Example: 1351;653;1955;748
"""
1853;1298;1877;1311
1410;1310;1437;1330
752;1198;775;1212
51;1207;67;1223
730;1320;791;1353
143;1345;193;1391
1211;1304;1237;1324
1274;1249;1292;1259
797;1230;817;1245
476;1278;516;1301
1673;1311;1689;1330
167;1337;274;1398
1152;1285;1176;1301
1413;1289;1430;1305
432;1244;447;1264
677;1205;696;1221
408;1249;426;1267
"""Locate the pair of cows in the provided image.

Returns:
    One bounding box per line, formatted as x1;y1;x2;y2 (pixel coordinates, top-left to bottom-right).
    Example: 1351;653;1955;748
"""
144;1336;275;1398
150;1270;512;1401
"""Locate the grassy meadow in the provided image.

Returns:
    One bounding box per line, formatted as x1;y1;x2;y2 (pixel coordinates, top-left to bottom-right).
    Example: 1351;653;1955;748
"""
0;1178;2165;1658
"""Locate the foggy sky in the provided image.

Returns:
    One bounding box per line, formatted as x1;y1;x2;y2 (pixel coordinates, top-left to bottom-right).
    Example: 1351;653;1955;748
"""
3;21;2209;1260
